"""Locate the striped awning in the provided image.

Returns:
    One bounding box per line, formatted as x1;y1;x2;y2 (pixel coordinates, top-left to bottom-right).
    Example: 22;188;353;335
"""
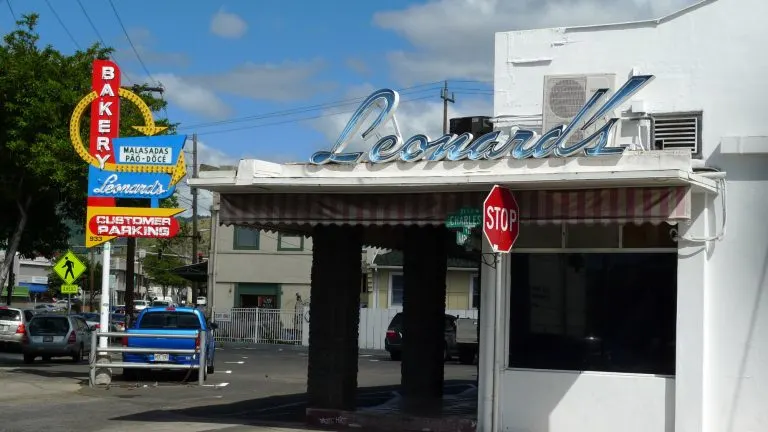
220;186;690;228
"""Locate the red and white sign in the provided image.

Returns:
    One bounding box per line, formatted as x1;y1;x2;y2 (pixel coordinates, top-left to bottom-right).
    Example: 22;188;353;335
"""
89;60;121;207
483;185;520;253
88;214;180;238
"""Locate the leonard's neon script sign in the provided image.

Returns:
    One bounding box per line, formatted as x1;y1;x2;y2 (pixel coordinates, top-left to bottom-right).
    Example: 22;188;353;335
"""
311;75;654;165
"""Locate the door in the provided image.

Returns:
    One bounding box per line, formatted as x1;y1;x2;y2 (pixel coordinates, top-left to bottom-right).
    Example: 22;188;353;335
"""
240;295;260;308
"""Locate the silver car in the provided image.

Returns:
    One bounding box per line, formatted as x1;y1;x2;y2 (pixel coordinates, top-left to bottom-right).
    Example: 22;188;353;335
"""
22;314;92;363
0;307;35;350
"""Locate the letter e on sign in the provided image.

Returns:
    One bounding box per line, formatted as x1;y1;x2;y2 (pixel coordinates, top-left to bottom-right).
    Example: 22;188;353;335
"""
482;185;520;253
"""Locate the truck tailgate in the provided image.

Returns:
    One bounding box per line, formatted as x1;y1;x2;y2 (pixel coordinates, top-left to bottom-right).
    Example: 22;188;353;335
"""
125;329;198;350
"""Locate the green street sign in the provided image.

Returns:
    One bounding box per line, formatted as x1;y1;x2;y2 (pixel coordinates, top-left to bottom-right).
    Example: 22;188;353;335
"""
446;207;482;246
60;284;79;295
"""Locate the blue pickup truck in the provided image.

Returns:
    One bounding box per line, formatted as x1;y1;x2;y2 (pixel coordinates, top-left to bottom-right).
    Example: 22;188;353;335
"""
121;306;217;381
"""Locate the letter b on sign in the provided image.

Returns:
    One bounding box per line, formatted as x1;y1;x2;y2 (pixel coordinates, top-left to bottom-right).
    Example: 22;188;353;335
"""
483;185;520;253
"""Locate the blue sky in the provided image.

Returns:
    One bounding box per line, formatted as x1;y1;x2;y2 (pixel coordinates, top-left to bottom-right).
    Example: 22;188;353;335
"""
1;0;695;213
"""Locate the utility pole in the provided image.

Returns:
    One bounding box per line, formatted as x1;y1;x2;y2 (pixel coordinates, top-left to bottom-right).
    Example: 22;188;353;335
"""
191;133;199;305
441;80;455;134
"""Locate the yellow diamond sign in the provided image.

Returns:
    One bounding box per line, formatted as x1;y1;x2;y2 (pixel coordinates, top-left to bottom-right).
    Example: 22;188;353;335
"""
54;251;86;284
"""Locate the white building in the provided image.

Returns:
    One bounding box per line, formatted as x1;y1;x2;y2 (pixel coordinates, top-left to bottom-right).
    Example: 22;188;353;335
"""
492;0;766;431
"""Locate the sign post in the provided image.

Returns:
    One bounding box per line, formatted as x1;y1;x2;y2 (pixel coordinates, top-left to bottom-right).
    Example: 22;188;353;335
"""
482;185;519;432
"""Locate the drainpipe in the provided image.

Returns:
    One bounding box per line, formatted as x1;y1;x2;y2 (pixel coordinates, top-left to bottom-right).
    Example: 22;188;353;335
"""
208;195;220;316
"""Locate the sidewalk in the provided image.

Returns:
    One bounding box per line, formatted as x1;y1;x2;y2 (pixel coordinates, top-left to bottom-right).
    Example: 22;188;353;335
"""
0;368;82;402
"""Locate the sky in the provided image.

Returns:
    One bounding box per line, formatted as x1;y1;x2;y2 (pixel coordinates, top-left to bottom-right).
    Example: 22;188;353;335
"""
0;0;697;215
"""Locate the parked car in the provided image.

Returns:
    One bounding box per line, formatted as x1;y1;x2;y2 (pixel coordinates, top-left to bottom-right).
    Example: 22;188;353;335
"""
34;304;59;313
110;313;126;332
196;297;207;306
121;306;217;381
0;306;36;351
22;314;93;363
133;300;150;312
149;299;174;308
384;312;458;361
75;312;100;329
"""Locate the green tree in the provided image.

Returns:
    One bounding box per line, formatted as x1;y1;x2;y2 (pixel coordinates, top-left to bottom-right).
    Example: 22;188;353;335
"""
142;252;187;300
0;14;176;289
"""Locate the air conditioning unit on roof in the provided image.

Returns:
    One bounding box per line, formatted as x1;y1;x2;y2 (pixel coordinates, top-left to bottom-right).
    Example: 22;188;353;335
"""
542;74;616;147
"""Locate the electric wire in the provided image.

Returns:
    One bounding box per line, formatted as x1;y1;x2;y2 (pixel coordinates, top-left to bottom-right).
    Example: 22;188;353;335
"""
75;0;134;85
43;0;81;50
107;0;156;85
5;0;15;21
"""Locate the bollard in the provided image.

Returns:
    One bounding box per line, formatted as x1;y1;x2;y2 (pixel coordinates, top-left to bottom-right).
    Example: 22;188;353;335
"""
199;330;207;386
93;331;112;386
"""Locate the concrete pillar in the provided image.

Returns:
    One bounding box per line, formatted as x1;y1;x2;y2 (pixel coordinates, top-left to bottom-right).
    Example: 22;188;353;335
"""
401;225;448;414
307;225;363;410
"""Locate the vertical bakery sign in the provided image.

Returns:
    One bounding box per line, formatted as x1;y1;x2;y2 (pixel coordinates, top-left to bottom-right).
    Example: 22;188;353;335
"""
70;60;187;248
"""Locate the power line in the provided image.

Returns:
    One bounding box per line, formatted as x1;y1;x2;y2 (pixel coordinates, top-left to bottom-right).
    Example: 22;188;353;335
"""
43;0;81;50
75;0;134;85
5;0;15;21
107;0;156;84
194;95;434;137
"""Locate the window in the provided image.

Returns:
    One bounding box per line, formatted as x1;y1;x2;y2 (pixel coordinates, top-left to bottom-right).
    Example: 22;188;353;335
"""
508;253;677;375
233;226;260;250
470;274;480;309
277;232;304;251
138;312;201;330
390;274;404;307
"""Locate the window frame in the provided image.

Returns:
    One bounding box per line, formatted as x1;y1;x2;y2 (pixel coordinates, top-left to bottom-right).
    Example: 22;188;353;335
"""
388;272;404;308
469;273;480;309
233;226;261;250
277;232;304;251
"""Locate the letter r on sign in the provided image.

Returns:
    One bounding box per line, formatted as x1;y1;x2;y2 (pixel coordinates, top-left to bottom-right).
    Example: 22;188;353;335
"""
102;66;115;80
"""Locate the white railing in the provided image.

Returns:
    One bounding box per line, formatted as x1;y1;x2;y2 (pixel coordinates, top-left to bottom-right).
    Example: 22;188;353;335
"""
212;307;308;345
212;307;478;350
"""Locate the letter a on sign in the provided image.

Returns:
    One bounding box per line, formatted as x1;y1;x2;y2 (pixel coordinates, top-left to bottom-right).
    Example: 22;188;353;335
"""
482;185;520;253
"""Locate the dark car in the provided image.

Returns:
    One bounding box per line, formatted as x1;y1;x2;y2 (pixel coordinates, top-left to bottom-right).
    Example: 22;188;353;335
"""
384;312;458;361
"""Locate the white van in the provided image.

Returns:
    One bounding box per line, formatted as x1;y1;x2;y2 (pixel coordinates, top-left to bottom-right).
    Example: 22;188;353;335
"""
196;296;207;306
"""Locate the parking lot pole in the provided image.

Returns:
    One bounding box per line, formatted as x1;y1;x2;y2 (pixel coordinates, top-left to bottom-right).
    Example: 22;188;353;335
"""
94;241;112;386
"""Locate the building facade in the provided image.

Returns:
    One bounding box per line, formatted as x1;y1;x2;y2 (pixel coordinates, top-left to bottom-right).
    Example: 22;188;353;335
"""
490;0;766;431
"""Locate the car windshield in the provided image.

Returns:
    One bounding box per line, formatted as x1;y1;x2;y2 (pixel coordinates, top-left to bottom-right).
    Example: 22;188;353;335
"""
80;313;99;321
0;309;21;321
111;314;125;322
29;317;70;336
135;301;148;305
138;312;200;330
151;301;170;306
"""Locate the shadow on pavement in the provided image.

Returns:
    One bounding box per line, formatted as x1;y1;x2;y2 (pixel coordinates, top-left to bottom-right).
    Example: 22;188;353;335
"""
109;380;476;428
7;367;88;384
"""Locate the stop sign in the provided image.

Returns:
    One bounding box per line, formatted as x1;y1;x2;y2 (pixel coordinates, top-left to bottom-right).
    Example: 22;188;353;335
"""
483;185;520;253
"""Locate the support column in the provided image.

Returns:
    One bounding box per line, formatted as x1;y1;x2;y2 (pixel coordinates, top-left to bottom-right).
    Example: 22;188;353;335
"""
401;225;448;414
307;225;363;410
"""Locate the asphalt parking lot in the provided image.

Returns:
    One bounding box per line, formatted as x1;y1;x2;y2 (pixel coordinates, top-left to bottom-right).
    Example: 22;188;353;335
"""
0;344;478;431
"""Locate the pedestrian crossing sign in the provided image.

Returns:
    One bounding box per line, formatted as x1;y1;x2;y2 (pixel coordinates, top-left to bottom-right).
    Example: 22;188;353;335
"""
54;251;86;284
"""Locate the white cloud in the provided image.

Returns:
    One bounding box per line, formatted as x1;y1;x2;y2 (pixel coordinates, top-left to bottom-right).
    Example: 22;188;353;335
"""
210;7;248;39
117;28;190;68
345;58;370;76
373;0;697;84
193;59;335;102
310;84;493;155
153;73;232;120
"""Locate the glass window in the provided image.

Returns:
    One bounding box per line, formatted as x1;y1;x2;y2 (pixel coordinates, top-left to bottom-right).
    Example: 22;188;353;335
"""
390;274;404;307
29;317;70;336
471;274;480;309
515;223;562;249
566;224;620;248
233;226;260;250
138;312;201;330
277;232;304;251
508;253;677;375
0;309;21;321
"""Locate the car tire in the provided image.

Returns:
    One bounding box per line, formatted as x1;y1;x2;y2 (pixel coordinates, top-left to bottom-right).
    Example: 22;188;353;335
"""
23;354;34;364
458;348;475;365
72;345;83;363
389;351;401;361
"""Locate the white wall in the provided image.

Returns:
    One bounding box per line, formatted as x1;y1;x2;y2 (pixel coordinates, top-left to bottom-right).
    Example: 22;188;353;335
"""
494;0;768;431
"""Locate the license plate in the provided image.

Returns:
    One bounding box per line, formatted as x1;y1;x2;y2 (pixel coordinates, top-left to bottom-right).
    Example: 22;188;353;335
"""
154;353;169;362
43;336;53;342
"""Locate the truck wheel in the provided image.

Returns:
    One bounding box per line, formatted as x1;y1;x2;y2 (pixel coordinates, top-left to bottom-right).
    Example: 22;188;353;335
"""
23;354;34;364
389;351;401;361
458;348;475;365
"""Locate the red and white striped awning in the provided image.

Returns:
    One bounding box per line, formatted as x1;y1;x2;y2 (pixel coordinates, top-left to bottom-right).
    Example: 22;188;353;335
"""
220;186;690;228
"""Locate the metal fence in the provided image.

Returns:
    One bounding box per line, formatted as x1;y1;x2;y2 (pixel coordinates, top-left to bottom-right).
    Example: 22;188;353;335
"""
88;330;207;386
212;308;307;345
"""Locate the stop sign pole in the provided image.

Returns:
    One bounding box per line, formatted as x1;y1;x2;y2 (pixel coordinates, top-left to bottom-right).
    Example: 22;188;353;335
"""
482;185;520;432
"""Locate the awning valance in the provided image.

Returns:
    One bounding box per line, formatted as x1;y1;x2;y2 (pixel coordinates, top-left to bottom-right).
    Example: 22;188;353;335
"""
220;186;690;229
